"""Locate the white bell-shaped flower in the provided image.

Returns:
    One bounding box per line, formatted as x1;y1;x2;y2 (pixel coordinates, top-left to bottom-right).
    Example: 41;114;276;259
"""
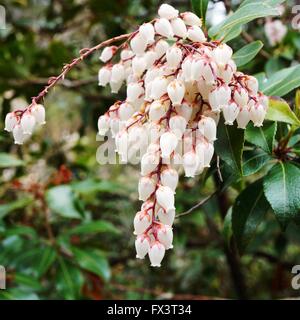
157;224;173;249
130;33;148;55
158;3;179;19
118;102;135;121
183;150;199;177
166;46;183;69
135;235;151;259
167;79;185;106
198;116;217;142
208;85;231;112
234;87;249;107
110;80;123;94
97;114;110;136
212;44;233;67
111;63;125;83
245;76;259;95
175;101;193;122
121;48;134;61
181;57;193;82
160;168;178;192
144;50;158;69
154;18;174;38
182;11;202;26
236;107;251;129
196;141;213;168
250;104;266;127
158;207;175;226
99;46;116;63
169;115;187;139
150;76;169;100
20;111;36;134
133;211;152;235
156;185;175;212
132;56;147;77
141;152;159;175
223;102;239;125
138;176;156;201
149;100;167;122
13;124;26;145
201;61;216;85
155;40;170;58
149;241;165;267
160;131;178;158
98;66;111;87
171;18;187;39
139;23;155;44
127;82;144;102
4;112;18;132
187;26;206;42
115;130;129;161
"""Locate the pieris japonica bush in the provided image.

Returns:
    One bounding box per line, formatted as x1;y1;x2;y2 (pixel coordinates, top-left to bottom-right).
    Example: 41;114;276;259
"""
3;0;300;274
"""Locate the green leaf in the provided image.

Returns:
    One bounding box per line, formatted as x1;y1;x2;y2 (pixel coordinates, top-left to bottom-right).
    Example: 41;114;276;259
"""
71;247;111;281
261;65;300;97
215;119;245;175
232;179;270;253
56;258;84;300
71;179;122;195
46;185;82;219
245;121;277;154
68;220;120;235
223;207;233;248
191;0;209;26
208;0;283;40
36;246;57;277
14;273;43;291
232;41;263;67
295;89;300;119
0;197;33;220
243;149;272;176
0;153;24;168
263;162;300;227
266;97;300;126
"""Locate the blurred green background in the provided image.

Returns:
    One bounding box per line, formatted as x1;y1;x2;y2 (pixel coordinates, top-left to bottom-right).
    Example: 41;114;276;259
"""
0;0;300;300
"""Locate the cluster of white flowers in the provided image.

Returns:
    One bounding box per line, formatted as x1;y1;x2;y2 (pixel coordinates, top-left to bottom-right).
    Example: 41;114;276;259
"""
4;104;46;144
96;4;268;267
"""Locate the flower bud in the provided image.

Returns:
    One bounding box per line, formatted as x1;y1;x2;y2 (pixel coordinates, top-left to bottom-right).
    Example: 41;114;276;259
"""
161;168;178;192
158;3;179;19
154;18;174;38
149;241;165;267
133;211;152;235
156;185;175;212
99;46;117;63
222;102;239;125
198;116;217;142
171;18;187;39
160;131;178;158
167;79;185;106
127;82;144;102
138;176;156;201
182;11;202;27
130;33;148;55
166;46;183;69
20;111;36;134
157;224;173;249
187;26;206;42
13;124;26;145
135;235;151;259
139;23;155;44
98;66;111;86
4;112;18;132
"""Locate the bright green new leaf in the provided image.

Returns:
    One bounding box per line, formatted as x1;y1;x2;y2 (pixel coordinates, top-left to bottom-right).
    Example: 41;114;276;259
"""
232;179;270;253
0;153;24;168
232;41;263;67
266;97;300;126
263;162;300;227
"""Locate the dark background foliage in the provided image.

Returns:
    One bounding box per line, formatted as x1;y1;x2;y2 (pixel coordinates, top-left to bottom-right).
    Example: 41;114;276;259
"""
0;0;300;300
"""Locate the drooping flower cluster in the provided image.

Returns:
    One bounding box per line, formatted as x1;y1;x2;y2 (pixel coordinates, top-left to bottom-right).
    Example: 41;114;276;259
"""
4;3;269;267
96;4;268;267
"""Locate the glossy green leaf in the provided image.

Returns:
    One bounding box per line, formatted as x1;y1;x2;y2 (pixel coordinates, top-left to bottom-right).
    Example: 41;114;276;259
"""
0;153;24;168
233;179;270;252
245;122;277;154
36;246;57;277
68;220;120;235
232;41;263;67
208;0;283;40
215;120;245;175
191;0;209;26
261;65;300;97
71;247;111;281
263;162;300;227
266;97;300;126
46;185;82;219
242;149;272;176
